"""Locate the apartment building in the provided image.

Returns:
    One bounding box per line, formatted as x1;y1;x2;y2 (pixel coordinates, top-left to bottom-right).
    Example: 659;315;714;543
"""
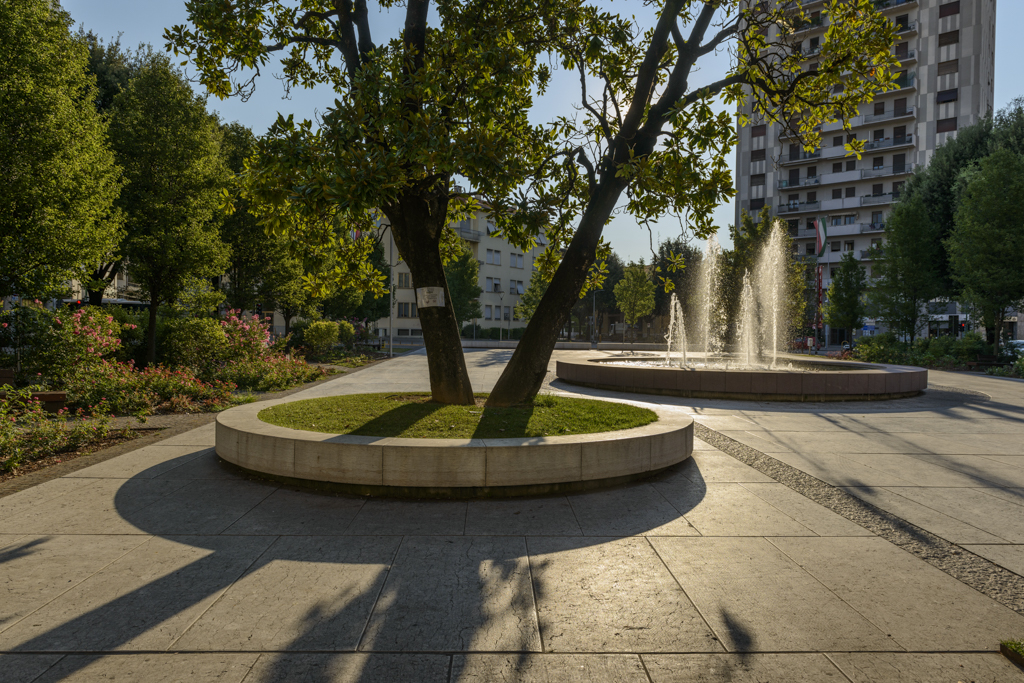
375;211;546;342
734;0;996;341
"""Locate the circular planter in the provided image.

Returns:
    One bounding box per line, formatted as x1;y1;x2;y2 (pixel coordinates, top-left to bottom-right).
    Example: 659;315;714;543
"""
215;398;693;498
556;357;927;402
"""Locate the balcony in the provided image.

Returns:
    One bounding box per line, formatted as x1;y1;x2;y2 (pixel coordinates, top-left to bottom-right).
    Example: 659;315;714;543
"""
895;21;918;35
778;176;821;189
458;227;482;242
777;200;821;215
864;134;914;151
861;164;917;179
860;248;883;260
863;107;915;125
861;223;886;233
861;193;898;206
875;0;917;9
780;148;822;165
892;72;916;91
895;49;917;65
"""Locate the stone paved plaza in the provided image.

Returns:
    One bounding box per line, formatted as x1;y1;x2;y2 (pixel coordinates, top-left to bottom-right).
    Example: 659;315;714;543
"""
2;349;1024;682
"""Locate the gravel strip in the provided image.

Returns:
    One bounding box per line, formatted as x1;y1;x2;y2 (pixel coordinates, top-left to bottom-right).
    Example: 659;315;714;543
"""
694;422;1024;616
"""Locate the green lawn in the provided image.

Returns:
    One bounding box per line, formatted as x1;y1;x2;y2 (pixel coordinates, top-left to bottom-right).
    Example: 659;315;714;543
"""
258;393;657;438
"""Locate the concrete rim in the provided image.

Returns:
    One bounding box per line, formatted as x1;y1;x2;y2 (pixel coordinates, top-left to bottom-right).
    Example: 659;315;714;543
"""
215;397;693;498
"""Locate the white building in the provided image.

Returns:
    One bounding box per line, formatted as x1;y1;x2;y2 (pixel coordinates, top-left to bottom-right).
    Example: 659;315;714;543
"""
734;0;996;342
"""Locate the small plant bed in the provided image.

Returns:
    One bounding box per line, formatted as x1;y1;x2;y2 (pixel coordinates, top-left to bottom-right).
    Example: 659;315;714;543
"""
0;430;141;484
1002;639;1024;668
258;393;657;439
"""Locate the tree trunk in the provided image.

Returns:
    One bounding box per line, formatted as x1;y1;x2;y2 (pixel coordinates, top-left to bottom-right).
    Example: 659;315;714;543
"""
145;292;159;367
486;179;626;406
387;195;475;405
87;288;105;307
283;311;292;337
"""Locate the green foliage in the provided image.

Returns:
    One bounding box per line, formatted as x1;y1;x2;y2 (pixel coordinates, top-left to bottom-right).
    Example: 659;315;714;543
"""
213;356;328;392
444;242;484;327
653;239;702;317
946;148;1024;353
65;361;237;416
823;252;867;339
614;264;656;330
108;55;230;361
855;331;986;370
514;270;550;323
336;320;356;347
162;318;228;375
304;321;340;357
868;193;943;343
0;0;123;298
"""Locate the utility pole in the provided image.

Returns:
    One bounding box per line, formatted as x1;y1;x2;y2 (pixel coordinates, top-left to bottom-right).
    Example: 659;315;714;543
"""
388;228;396;358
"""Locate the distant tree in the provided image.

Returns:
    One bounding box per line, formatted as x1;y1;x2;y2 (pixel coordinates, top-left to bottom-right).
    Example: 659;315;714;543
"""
514;270;549;324
946;148;1024;354
614;263;656;346
0;0;123;299
322;243;391;324
443;243;483;330
109;57;230;364
653;238;702;318
823;252;867;344
868;193;943;344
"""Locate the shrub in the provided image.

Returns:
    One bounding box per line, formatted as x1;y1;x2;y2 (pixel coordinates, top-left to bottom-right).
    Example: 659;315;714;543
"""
162;317;227;374
213;356;328;392
304;321;340;356
336;319;355;347
1;384;114;473
65;360;235;415
220;310;271;361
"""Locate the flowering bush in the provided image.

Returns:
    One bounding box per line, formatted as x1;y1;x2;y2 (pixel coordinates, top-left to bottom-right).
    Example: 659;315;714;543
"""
66;360;236;415
1;384;115;473
213;356;328;392
221;310;271;362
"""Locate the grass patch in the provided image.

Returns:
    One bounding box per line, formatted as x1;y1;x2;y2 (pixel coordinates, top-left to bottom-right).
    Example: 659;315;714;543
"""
258;393;657;438
1003;639;1024;658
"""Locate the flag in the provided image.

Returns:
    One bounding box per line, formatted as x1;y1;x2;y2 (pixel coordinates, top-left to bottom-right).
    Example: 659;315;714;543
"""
814;217;828;258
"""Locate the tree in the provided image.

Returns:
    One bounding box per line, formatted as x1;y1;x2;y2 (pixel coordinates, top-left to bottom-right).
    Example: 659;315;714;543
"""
946;148;1024;354
487;0;899;404
515;270;550;323
443;243;483;329
322;243;392;324
0;0;123;299
614;263;656;347
168;0;574;404
108;57;230;364
867;193;942;344
653;238;702;319
823;252;867;345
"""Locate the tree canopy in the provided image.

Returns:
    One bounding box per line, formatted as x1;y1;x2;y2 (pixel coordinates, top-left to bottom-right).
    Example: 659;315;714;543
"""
0;0;123;299
443;243;484;328
614;263;656;341
823;252;867;343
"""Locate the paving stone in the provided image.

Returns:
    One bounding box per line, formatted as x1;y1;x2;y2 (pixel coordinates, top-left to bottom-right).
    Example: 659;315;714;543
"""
158;423;216;447
465;498;582;536
0;478;99;522
770;536;1024;651
65;445;214;479
345;499;467;536
649;537;896;652
766;451;917;487
223;488;364;535
643;653;847;681
840;486;1006;544
0;535;276;651
567;484;699;537
0;478;191;535
828;652;1024;682
125;479;277;536
978;487;1024;508
453;654;648;682
677;451;775;483
0;535;149;635
882;486;1024;543
31;653;259;682
0;654;64;683
838;452;1000;487
527;536;721;653
360;536;539;652
244;653;450;682
962;544;1024;576
154;450;242;480
653;481;815;537
739;483;873;536
175;535;400;650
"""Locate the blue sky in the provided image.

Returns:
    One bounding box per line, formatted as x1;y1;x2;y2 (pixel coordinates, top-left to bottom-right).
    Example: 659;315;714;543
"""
64;0;1022;262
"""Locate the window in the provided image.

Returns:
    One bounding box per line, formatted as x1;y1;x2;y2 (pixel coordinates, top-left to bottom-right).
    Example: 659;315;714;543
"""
810;36;819;51
894;97;909;115
831;241;840;253
896;42;909;58
397;272;411;288
411;329;422;337
807;166;817;178
750;149;766;162
845;187;856;198
833;136;843;147
751;124;767;138
847;133;857;143
397;329;409;336
832;162;843;174
832;83;845;94
830;266;837;278
484;305;492;320
895;14;909;31
937;117;958;133
936;88;958;104
808;62;819;73
751;173;766;187
788;219;800;234
893;153;906;174
832;189;843;200
397;302;418;318
503;306;510;321
509;253;524;269
509;279;516;294
806;219;816;231
845;241;855;252
485;276;494;292
893;181;905;198
873;157;884;170
846;160;857;172
937;59;959;76
830;216;843;226
806;243;815;255
516;280;525;295
872;184;883;196
874;102;885;116
872;211;884;224
788;193;799;203
789;143;801;161
492;278;502;292
939;1;960;18
873;129;885;141
493;250;501;265
938;30;959;47
750;198;765;210
807;191;817;202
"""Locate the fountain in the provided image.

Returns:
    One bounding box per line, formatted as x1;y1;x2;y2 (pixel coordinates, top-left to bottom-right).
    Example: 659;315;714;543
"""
555;221;928;401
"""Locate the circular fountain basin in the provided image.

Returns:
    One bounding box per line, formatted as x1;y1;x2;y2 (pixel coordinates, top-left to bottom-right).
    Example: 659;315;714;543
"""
556;356;927;402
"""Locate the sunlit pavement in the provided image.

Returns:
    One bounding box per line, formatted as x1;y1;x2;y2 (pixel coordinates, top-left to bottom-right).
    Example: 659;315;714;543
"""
1;349;1023;682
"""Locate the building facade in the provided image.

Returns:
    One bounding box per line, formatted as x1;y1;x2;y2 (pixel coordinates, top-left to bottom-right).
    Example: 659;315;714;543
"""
734;0;997;341
375;211;547;343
